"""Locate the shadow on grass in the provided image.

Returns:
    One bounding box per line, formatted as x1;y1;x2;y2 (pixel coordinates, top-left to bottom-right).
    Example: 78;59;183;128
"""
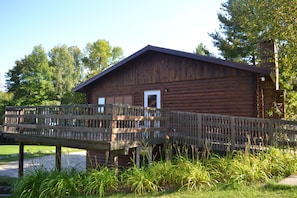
264;181;297;191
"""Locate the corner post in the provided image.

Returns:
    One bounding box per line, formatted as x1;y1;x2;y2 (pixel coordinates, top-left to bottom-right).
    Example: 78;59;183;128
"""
56;145;62;171
18;142;24;177
230;117;236;151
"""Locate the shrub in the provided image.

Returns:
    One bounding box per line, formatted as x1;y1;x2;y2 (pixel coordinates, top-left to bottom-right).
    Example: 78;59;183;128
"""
13;168;50;198
83;167;119;197
173;156;214;191
148;161;177;188
121;165;160;195
39;169;82;197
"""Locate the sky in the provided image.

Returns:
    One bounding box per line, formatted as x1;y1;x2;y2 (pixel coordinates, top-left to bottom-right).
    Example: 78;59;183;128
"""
0;0;224;91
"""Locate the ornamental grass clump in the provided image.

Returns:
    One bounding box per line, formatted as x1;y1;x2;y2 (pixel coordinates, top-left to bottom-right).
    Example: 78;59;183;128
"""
225;151;269;188
173;156;214;191
83;167;119;198
121;165;160;195
39;168;82;197
148;160;177;188
13;168;50;198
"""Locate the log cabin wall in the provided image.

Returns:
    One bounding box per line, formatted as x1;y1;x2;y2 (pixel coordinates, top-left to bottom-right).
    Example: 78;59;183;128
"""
87;51;259;117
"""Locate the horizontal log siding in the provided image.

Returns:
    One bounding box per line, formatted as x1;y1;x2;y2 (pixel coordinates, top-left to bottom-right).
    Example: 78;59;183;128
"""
87;52;260;117
89;77;255;117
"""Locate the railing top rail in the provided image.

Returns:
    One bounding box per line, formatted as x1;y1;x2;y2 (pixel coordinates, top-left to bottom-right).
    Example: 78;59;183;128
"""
170;110;297;123
5;103;166;112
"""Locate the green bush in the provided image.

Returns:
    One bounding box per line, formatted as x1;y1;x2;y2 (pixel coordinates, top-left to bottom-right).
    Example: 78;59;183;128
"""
173;156;214;191
83;167;119;197
13;168;50;198
39;169;82;197
12;147;297;197
121;165;160;195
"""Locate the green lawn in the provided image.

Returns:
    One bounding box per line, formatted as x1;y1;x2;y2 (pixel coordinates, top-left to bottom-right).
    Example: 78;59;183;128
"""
78;184;297;198
0;145;83;164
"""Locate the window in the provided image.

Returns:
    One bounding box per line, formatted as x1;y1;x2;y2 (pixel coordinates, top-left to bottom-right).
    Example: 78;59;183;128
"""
98;97;105;113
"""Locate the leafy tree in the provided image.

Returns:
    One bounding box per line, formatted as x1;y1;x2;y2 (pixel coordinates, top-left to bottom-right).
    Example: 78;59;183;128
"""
194;42;213;56
68;46;84;82
0;91;13;124
210;0;297;118
49;44;84;104
209;1;258;64
82;39;123;78
6;45;55;106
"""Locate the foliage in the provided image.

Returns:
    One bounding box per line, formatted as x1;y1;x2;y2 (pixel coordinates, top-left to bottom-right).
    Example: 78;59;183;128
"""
39;169;82;197
83;167;119;197
13;168;49;198
11;147;297;197
194;42;214;56
49;44;83;104
121;165;160;195
174;156;214;191
6;45;55;106
209;0;259;64
0;91;13;124
82;39;123;78
4;38;121;108
210;0;297;118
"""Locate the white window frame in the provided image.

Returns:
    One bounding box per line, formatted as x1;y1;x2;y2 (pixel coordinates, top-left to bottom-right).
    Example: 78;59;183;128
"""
98;97;105;113
144;90;161;109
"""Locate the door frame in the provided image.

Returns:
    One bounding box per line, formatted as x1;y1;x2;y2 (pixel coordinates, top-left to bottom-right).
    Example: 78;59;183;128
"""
144;90;161;109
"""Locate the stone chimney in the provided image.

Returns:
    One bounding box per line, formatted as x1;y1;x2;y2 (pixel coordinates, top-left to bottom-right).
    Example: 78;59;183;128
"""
259;40;279;90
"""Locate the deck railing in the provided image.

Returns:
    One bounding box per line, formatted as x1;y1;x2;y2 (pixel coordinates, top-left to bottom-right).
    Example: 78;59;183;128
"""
169;111;297;151
4;104;168;144
4;104;297;152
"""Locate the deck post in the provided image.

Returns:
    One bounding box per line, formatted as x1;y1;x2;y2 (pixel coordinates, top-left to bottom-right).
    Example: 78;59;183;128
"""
112;155;118;168
136;147;140;168
197;114;202;147
18;142;24;177
105;150;110;166
268;120;274;146
56;145;61;171
136;146;152;168
230;117;236;151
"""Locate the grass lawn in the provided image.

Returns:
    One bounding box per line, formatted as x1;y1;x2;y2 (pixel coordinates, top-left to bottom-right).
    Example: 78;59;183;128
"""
77;184;297;198
0;145;83;165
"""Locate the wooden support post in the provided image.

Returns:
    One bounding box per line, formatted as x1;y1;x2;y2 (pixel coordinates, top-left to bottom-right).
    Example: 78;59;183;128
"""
56;145;61;171
230;117;236;151
197;114;202;148
268;120;273;146
105;150;110;166
18;142;24;177
148;146;152;165
112;155;118;168
136;147;140;168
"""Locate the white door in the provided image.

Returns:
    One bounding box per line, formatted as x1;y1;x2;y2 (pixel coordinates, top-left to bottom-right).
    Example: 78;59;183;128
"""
144;90;161;137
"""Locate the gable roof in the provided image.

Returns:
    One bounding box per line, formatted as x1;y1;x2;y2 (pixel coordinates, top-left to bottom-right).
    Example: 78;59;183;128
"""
74;45;271;93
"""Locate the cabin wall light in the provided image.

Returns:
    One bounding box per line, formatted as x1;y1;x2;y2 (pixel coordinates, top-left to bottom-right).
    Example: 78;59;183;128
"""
164;88;169;92
260;76;265;82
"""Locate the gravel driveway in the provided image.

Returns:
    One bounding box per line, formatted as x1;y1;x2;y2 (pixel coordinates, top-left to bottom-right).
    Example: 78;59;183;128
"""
0;151;86;178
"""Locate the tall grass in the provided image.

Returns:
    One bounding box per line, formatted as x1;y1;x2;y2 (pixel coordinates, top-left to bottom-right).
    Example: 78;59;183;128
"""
121;165;160;195
12;146;297;197
83;167;119;197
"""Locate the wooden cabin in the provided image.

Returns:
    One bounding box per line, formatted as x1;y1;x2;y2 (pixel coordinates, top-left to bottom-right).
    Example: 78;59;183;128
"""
73;44;285;167
2;44;290;174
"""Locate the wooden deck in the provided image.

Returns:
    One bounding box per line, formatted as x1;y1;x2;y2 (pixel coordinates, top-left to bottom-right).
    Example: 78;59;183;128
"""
3;104;168;152
3;104;297;153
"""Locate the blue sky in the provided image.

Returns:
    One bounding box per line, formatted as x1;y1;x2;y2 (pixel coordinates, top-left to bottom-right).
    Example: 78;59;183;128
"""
0;0;224;91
